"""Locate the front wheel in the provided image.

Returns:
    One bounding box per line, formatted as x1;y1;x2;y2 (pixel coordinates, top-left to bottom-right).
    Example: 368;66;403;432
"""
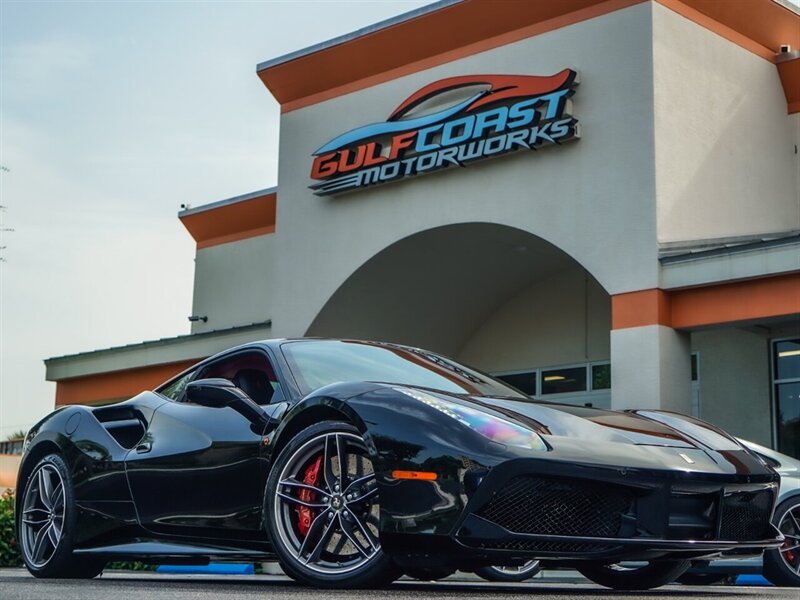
18;454;105;578
576;560;691;590
763;496;800;587
265;421;400;588
475;561;542;582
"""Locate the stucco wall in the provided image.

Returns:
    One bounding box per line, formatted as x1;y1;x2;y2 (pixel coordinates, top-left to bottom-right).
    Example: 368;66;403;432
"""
690;328;772;447
458;267;610;372
190;234;274;333
653;3;800;243
271;2;658;339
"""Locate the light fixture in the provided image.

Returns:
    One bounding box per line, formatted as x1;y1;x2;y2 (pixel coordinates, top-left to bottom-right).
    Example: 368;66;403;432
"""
778;349;800;358
544;375;565;382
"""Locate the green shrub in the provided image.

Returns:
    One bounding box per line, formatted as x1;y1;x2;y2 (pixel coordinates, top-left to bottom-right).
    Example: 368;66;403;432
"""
0;488;22;567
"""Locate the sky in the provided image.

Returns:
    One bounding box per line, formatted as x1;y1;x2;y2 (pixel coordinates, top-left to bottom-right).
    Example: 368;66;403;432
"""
0;0;434;439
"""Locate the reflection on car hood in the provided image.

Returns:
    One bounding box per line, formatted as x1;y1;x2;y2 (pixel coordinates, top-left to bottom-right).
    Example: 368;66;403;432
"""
460;395;701;449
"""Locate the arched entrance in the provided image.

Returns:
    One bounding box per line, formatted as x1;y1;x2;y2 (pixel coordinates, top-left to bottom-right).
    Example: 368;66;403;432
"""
306;223;612;407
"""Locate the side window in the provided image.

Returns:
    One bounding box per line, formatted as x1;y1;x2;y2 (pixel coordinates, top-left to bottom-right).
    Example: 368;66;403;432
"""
158;369;197;402
199;350;283;406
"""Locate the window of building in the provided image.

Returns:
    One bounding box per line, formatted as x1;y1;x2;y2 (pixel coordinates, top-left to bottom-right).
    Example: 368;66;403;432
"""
774;339;800;459
495;371;536;396
542;366;587;395
591;364;611;390
494;361;611;400
690;352;701;418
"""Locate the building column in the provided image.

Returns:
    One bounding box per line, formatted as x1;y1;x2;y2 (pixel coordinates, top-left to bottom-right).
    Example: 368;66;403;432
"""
610;324;691;412
609;289;691;412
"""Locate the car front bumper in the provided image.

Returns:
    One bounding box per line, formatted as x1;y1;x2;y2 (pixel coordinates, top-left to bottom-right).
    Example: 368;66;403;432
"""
447;458;783;562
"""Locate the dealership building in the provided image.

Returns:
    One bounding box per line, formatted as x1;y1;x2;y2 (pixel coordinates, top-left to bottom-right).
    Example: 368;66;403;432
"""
45;0;800;457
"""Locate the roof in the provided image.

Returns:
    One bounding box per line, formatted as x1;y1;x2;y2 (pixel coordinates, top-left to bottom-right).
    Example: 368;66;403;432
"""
46;321;272;366
256;0;800;113
659;230;800;263
177;187;277;218
178;188;277;249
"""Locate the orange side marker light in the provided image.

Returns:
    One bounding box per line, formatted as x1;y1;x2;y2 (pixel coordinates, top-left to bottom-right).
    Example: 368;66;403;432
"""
391;470;437;481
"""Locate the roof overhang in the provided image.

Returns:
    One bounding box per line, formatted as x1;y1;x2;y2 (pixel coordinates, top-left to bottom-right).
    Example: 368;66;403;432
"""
256;0;800;114
179;188;277;249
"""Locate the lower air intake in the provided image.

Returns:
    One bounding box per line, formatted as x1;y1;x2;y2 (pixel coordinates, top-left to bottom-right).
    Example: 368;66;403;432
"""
719;490;773;542
476;476;634;538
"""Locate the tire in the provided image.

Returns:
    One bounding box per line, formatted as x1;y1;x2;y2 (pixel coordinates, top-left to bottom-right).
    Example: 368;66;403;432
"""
576;560;691;590
404;567;456;581
18;454;105;579
475;561;542;582
265;421;401;588
764;495;800;587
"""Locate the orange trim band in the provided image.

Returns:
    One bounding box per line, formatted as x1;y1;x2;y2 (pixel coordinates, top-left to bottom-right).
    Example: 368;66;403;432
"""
670;272;800;329
391;470;438;481
55;360;201;406
196;225;276;250
180;192;276;250
612;273;800;330
258;0;800;114
262;0;646;113
612;289;672;329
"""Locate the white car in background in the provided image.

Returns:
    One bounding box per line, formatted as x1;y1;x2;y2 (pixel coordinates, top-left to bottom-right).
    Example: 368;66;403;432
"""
678;440;800;587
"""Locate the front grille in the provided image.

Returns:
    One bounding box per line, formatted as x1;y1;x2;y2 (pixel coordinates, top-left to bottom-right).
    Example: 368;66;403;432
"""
719;490;773;541
476;476;634;538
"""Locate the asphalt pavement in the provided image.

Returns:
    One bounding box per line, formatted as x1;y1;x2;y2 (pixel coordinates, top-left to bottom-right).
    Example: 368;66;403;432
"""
0;569;797;600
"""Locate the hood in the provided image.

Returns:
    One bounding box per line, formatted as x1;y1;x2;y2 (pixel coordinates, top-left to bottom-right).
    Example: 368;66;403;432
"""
447;393;706;450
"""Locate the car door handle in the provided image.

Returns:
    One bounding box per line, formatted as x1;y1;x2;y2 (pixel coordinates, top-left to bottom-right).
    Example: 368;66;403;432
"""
135;441;152;454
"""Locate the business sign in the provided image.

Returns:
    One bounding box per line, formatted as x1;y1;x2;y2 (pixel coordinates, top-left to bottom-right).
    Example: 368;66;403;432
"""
309;69;579;196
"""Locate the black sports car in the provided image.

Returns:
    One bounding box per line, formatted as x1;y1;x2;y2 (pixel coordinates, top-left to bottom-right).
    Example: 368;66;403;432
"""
17;339;782;589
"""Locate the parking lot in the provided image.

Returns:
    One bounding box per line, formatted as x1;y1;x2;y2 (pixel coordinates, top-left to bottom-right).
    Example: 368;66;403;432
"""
1;569;797;600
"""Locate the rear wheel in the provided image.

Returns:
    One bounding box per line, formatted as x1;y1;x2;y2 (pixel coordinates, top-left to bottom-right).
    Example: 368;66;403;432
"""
764;496;800;587
266;421;400;588
577;560;691;590
475;561;542;582
19;454;105;578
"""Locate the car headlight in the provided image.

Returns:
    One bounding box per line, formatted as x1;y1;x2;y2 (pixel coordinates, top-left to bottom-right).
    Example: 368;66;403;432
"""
395;387;547;452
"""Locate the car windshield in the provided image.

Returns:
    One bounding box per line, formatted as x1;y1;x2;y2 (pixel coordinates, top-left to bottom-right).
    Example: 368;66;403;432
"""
281;340;527;398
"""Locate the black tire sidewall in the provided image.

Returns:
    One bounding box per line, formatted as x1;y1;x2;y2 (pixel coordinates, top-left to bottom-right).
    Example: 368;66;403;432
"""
19;453;104;579
764;495;800;587
577;560;691;590
265;420;398;588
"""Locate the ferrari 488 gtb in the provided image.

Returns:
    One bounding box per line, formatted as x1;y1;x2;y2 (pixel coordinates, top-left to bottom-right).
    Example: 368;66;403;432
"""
17;339;782;589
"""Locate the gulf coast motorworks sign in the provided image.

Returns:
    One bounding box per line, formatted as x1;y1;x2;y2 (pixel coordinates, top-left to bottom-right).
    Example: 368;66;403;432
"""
309;69;580;196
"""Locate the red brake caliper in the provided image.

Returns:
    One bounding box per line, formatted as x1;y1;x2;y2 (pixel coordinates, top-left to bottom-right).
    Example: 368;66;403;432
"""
782;539;796;563
297;455;323;537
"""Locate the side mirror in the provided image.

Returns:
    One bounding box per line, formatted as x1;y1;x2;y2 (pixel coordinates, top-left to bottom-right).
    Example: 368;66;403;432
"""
186;378;270;431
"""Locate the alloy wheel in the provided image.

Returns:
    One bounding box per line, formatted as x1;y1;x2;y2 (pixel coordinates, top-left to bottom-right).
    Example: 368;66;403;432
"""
273;431;381;575
21;463;66;568
777;503;800;576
